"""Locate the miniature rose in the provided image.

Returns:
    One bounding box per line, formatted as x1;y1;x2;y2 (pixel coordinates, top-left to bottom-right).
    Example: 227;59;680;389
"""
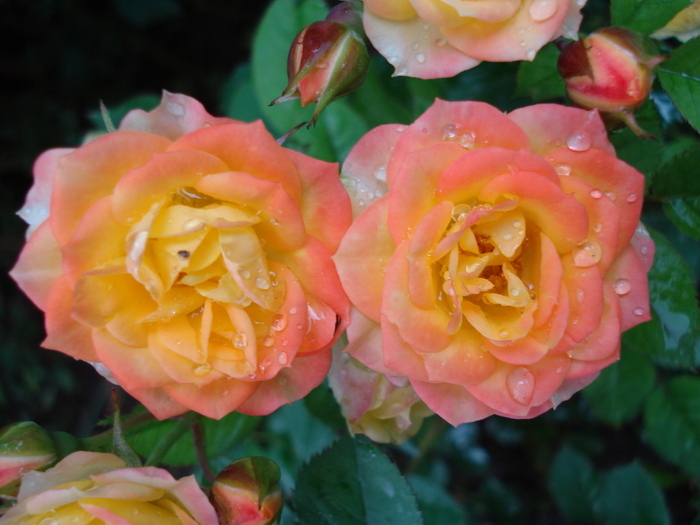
329;339;432;443
0;451;217;525
362;0;587;79
11;92;351;420
334;99;654;425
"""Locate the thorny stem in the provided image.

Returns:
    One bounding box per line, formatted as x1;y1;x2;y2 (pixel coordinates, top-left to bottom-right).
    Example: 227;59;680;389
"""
81;410;157;449
192;419;217;485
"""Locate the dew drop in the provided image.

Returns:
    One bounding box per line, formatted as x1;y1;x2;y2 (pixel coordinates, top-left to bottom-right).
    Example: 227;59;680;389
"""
269;218;280;225
575;287;585;304
255;275;270;290
604;191;617;202
614;278;632;295
238;267;251;279
296;323;304;330
435;37;447;47
511;289;520;297
627;193;638;203
590;189;603;199
263;336;274;347
640;246;649;255
233;333;247;349
222;390;229;396
358;199;365;207
506;367;535;405
277;352;289;366
396;125;407;132
520;40;527;47
278;376;288;386
572;316;580;325
498;329;509;339
183;218;205;231
593;222;602;233
192;363;211;377
566;130;592;151
374;166;387;181
512;220;523;228
556;367;563;373
633;307;645;316
526;49;536;61
271;313;287;331
411;41;420;50
554;163;572;176
529;0;558;21
572;239;602;267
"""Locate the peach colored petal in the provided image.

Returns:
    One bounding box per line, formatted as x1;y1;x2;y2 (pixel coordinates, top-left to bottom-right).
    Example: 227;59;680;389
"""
363;13;481;79
168;121;302;202
163;377;259;420
507;105;614;157
423;328;499;385
547;147;644;250
388;143;465;244
297;295;339;356
334;197;395;322
120;91;234;141
61;196;130;286
554;0;585;39
440;0;522;23
111;149;229;224
567;283;622;362
631;222;655;273
558;255;604;345
342;124;405;217
382;242;452;353
381;317;430;381
18;148;73;237
478;172;589;252
441;0;569;62
484;336;549;366
411;380;495;426
605;244;652;330
530;283;570;352
364;0;417;20
92;329;173;391
345;308;397;377
236;350;332;416
126;387;188;420
566;352;619;379
559;174;622;272
285;149;351;253
409;0;464;26
148;331;224;388
529;233;564;329
388;100;529;185
42;276;98;361
50;131;171;246
10;221;63;310
195;172;306;251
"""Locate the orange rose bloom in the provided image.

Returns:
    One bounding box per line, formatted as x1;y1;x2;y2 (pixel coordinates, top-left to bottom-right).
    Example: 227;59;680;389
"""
11;93;351;420
335;100;654;425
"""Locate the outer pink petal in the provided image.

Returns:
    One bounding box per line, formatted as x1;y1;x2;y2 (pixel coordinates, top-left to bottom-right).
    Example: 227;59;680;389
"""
507;105;613;157
567;283;622;362
163;378;259;420
423;328;499;385
364;0;416;20
345;308;398;376
50;131;171;246
388;100;530;185
195;172;305;251
286;149;351;253
363;12;480;79
547;147;644;250
42;276;98;362
169;475;219;525
441;0;570;62
126;387;188;420
531;233;564;329
411;381;495;426
10;221;63;310
334;196;395;322
111;149;230;224
236;350;332;416
168;121;302;203
381;317;430;381
558;255;605;346
342;124;405;217
18;148;73;237
566;352;619;379
605;244;652;330
630;222;655;273
119;91;235;141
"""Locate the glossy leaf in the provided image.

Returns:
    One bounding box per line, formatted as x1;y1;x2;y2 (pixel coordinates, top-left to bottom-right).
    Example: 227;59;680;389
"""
598;463;670;525
658;37;700;132
408;475;469;525
611;0;693;35
664;196;700;239
653;146;700;197
609;100;663;182
515;43;566;101
548;444;599;523
294;434;423;525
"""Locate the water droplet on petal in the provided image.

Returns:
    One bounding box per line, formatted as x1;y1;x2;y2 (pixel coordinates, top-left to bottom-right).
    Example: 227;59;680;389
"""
435;37;447;47
572;239;602;267
590;189;603;199
634;307;645;316
640;246;649;255
183;218;205;231
498;329;509;339
627;193;638;203
566;130;592;151
374;166;387;181
526;49;536;60
278;352;288;365
572;316;580;325
192;363;211;377
614;278;632;295
555;163;572;176
175;340;182;345
278;376;288;386
396;125;407;132
263;336;274;347
575;287;585;304
255;275;270;290
289;306;298;314
233;333;247;349
593;223;602;233
529;0;558;21
238;267;251;279
271;313;287;331
411;41;420;50
507;367;535;405
416;53;426;63
604;191;617;202
269;218;279;225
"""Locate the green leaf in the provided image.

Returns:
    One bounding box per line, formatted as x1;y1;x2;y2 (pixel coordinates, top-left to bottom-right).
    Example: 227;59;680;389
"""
548;445;600;523
609;100;663;182
610;0;692;34
598;463;670;525
664;196;700;239
583;346;656;425
407;475;469;525
220;63;264;122
622;310;671;367
303;380;346;430
251;0;327;136
653;146;700;197
129;412;260;466
658;37;700;132
515;43;566;101
644;376;700;479
646;228;700;369
294;434;423;525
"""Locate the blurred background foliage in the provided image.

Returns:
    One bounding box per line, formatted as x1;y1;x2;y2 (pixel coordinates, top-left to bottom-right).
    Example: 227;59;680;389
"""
1;0;699;523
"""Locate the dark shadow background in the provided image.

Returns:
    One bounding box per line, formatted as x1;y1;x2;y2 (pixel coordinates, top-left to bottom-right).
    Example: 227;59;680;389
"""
0;0;273;433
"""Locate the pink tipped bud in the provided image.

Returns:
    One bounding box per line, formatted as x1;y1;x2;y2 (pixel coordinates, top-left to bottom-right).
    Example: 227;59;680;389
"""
0;422;57;490
558;27;666;137
271;3;369;126
210;457;283;525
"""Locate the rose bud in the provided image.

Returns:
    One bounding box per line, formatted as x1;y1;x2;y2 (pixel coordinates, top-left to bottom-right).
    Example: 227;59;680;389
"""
557;27;666;137
329;342;432;444
652;0;700;42
271;2;369;126
0;422;56;490
210;457;282;525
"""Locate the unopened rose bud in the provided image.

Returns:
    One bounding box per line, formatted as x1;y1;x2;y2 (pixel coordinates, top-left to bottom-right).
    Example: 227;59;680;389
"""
210;457;283;525
329;349;433;444
558;27;666;137
0;422;56;490
271;2;369;126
